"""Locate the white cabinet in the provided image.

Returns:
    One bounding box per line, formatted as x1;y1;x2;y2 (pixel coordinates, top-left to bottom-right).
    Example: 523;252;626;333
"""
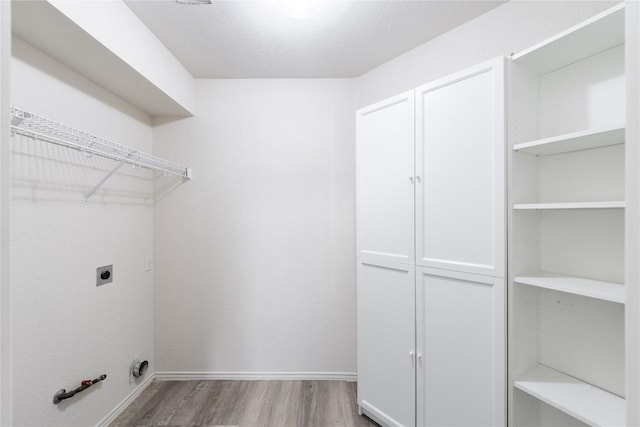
356;57;505;427
356;91;415;267
416;268;505;427
508;4;628;426
356;91;416;427
415;61;505;276
357;262;415;427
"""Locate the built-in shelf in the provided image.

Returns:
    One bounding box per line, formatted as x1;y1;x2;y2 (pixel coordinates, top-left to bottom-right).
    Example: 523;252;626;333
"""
512;4;624;75
510;5;627;427
514;365;625;427
513;125;625;156
514;272;624;304
513;201;625;210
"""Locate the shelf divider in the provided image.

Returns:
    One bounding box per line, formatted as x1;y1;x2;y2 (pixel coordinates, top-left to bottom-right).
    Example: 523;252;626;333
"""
513;124;625;156
514;365;625;427
514;272;624;304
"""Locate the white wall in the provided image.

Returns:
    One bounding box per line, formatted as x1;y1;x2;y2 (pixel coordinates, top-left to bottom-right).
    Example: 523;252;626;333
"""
357;0;620;108
0;2;11;425
10;38;154;426
152;79;357;375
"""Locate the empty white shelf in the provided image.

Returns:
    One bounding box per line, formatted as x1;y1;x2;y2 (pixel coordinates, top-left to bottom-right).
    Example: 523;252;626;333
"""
513;201;625;210
514;272;624;304
514;365;625;427
513;125;625;155
512;4;624;75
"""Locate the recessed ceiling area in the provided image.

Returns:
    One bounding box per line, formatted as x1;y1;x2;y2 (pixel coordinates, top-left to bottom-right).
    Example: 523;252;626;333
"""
124;0;506;79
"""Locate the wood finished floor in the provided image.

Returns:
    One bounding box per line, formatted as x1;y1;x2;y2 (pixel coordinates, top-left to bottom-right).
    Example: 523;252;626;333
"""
109;380;378;427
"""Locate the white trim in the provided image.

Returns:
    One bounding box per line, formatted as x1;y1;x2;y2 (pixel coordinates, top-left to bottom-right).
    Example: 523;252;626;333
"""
418;258;499;278
153;371;357;382
359;400;404;427
95;374;156;427
356;89;414;117
359;258;411;272
627;1;640;425
359;250;410;267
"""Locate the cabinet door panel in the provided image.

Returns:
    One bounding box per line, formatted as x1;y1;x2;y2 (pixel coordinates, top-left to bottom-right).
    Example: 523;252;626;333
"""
357;91;415;266
415;58;505;276
357;262;415;427
416;267;505;427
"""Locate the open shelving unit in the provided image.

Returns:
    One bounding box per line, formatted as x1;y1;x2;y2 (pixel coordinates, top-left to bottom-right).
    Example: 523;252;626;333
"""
508;4;626;426
9;108;192;201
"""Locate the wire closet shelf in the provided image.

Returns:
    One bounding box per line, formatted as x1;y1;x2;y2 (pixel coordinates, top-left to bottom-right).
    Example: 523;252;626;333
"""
10;107;192;201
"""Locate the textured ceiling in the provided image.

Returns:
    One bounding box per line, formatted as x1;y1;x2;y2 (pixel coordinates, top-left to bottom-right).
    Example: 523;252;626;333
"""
125;0;505;78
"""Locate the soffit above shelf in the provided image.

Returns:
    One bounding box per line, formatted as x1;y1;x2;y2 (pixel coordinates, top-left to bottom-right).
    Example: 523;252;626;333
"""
11;1;196;117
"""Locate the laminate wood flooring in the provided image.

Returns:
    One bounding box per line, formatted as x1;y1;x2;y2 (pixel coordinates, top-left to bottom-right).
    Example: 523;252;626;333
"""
109;380;378;427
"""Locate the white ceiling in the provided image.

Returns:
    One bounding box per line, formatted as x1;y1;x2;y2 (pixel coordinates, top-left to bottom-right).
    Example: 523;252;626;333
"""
124;0;505;79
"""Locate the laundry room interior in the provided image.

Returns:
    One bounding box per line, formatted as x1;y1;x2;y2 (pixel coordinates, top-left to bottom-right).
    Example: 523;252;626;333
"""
0;0;639;426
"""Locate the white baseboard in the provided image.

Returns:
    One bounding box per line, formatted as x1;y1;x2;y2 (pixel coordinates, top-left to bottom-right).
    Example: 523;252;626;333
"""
95;374;156;427
360;400;404;427
153;371;357;382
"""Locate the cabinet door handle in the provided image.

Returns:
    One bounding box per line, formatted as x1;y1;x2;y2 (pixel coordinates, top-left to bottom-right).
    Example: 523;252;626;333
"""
416;175;422;183
417;353;423;363
409;176;414;184
410;351;415;364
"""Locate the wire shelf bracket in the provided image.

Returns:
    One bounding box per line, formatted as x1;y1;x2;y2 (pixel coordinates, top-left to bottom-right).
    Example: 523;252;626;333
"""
9;107;192;201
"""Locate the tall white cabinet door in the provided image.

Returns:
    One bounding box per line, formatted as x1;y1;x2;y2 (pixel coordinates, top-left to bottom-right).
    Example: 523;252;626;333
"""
356;91;415;267
357;262;416;427
416;267;505;427
415;58;505;277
